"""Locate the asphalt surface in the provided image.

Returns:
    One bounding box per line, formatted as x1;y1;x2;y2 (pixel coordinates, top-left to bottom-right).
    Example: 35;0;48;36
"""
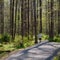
5;41;60;60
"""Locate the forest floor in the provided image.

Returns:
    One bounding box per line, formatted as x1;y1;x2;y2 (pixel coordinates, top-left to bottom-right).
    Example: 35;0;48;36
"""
5;41;60;60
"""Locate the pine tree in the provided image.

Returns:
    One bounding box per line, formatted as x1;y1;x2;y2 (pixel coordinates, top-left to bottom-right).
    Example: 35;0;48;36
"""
39;0;42;34
0;0;4;34
33;0;38;43
10;0;15;39
49;0;54;41
58;0;60;34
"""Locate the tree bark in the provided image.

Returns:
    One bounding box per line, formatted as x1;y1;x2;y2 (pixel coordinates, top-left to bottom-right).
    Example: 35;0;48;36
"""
10;0;15;40
0;0;4;34
39;0;42;34
58;0;60;34
33;0;38;44
49;0;54;41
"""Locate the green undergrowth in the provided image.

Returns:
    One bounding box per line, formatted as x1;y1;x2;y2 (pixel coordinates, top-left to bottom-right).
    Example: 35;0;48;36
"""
42;34;49;40
42;34;60;42
0;33;60;58
0;34;34;58
48;35;60;42
54;35;60;42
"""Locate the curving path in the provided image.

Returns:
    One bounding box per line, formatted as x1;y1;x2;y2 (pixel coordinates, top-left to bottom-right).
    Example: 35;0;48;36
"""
5;41;60;60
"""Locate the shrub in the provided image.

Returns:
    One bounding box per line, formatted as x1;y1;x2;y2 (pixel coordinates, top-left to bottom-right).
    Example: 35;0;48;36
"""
48;38;54;42
23;36;34;48
3;43;15;51
14;35;22;48
1;33;11;43
14;36;34;48
42;34;49;40
54;35;60;42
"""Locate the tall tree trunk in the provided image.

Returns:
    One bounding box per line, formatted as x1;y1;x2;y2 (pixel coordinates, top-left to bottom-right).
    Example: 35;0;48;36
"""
39;0;42;34
14;0;18;36
33;0;38;44
31;0;33;40
0;0;4;34
46;1;48;34
49;0;54;41
10;0;15;40
28;0;29;40
58;0;60;34
17;0;20;35
21;0;24;45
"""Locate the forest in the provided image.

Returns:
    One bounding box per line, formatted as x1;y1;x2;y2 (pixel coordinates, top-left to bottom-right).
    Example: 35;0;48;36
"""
0;0;60;60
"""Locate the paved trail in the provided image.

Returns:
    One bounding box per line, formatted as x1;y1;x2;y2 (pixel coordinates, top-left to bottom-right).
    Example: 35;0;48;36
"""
5;41;60;60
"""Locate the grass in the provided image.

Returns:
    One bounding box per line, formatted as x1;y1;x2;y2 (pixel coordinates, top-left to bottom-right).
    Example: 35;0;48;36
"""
0;43;15;59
